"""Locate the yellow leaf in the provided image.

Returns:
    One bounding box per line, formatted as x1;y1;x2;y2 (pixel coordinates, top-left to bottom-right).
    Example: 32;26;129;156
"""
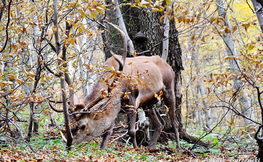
17;79;24;84
137;79;142;85
91;12;97;19
73;23;78;29
169;16;174;21
248;43;255;51
166;0;172;5
96;8;104;15
210;17;215;23
78;27;82;33
185;17;190;24
71;38;76;45
152;8;160;12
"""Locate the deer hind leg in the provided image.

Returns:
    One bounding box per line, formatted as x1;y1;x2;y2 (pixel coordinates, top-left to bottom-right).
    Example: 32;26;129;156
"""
163;88;180;148
145;105;164;148
100;124;114;149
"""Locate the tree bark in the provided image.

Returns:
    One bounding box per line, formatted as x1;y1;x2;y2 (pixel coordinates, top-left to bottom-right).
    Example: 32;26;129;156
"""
251;0;263;32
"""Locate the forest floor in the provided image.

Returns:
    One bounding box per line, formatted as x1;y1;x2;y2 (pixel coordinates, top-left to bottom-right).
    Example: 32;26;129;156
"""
0;129;259;162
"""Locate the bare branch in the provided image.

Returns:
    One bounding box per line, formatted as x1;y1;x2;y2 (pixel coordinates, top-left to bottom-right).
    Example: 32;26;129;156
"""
0;0;12;52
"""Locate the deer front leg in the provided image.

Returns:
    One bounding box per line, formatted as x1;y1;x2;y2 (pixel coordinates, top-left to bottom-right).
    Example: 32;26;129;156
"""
100;124;114;149
145;106;164;148
128;110;137;148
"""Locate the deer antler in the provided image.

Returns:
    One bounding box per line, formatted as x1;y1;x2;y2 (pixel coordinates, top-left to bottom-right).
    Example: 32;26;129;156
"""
103;20;127;71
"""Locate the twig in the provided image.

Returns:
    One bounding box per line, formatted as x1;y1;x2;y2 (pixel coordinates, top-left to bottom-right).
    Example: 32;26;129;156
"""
43;92;67;142
110;130;128;144
0;0;12;53
182;147;196;158
0;114;37;153
136;42;162;56
190;109;230;150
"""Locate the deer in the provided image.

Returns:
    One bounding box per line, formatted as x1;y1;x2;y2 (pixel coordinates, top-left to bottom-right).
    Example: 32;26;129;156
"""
64;21;181;150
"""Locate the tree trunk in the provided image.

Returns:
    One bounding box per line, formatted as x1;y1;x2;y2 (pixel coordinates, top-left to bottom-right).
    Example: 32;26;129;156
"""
249;1;263;160
251;0;263;32
102;0;209;147
53;0;73;149
166;17;208;147
216;0;254;126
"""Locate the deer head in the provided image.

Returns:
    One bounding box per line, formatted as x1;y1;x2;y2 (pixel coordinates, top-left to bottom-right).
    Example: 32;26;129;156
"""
69;20;127;147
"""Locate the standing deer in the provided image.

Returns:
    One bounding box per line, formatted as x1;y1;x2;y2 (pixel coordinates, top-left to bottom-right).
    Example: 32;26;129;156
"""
68;21;180;149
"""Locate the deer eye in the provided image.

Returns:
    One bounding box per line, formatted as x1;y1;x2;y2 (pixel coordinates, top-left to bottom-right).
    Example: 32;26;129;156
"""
80;124;86;130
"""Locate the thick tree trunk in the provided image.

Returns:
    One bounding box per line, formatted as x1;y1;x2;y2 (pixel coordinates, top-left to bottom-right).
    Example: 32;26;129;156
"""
103;0;209;147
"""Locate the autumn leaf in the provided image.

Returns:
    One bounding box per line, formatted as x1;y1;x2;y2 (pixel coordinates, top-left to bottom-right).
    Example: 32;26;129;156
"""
224;27;231;33
91;12;97;19
177;16;184;23
160;15;165;23
52;25;57;33
242;22;250;31
232;26;238;33
141;0;150;5
224;56;236;60
152;8;161;12
137;79;142;85
190;34;195;42
7;74;16;80
16;79;24;84
166;0;172;5
247;43;255;51
210;16;215;23
133;50;137;56
201;36;205;42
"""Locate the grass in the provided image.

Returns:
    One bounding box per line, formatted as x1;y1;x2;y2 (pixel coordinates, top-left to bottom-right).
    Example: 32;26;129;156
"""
0;106;259;161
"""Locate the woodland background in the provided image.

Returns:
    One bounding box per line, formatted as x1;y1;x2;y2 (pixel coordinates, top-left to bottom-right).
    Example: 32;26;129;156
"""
0;0;263;161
